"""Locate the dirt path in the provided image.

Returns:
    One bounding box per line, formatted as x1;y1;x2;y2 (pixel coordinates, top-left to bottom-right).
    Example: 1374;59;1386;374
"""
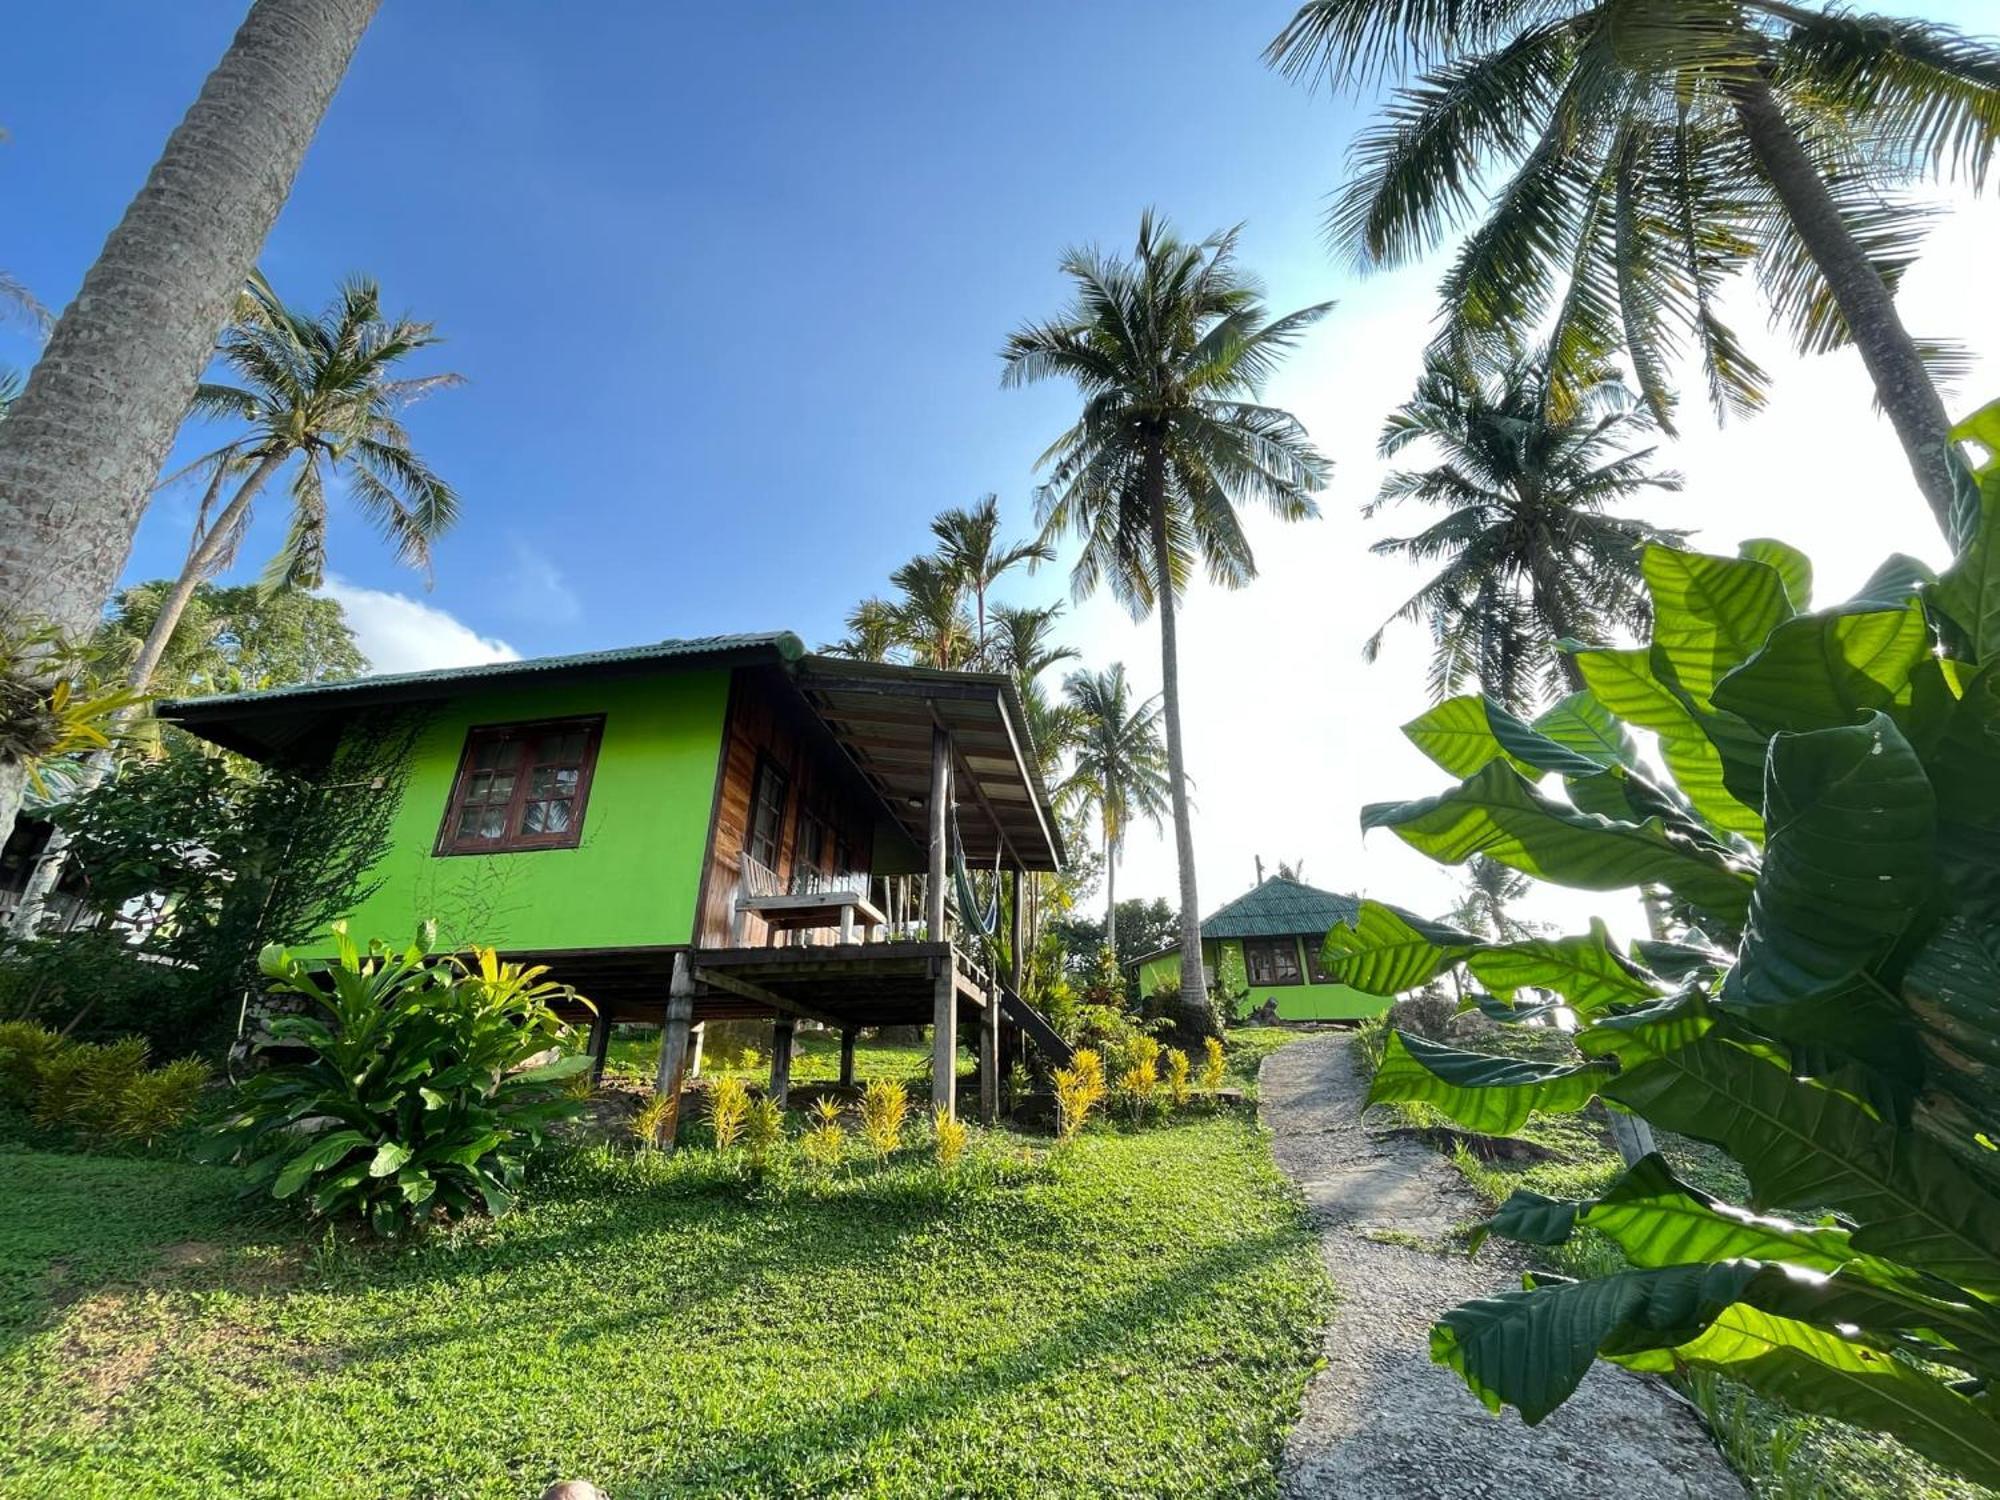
1261;1034;1745;1499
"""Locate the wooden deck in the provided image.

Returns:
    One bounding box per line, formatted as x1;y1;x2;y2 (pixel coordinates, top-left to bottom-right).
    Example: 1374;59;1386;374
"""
525;940;990;1029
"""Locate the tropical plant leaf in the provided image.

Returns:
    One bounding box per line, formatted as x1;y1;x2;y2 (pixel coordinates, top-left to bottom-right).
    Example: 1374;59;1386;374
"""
1722;715;1934;1057
1652;1305;2000;1486
1432;1261;1764;1424
1711;604;1930;734
1480;1153;1866;1275
1573;646;1763;838
1321;901;1481;994
1740;539;1813;611
1367;1030;1613;1135
1605;1028;2000;1295
1642;546;1793;711
1401;696;1543;780
1466;920;1661;1017
1931;467;2000;667
1530;692;1639;770
1363;761;1756;927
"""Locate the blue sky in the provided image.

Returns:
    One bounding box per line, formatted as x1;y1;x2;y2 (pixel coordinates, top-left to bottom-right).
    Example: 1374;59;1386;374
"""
6;2;1999;921
4;1;1383;654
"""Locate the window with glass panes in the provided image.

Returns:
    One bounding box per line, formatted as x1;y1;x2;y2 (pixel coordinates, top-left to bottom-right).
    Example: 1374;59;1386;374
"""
1243;936;1303;986
746;755;789;872
439;718;603;854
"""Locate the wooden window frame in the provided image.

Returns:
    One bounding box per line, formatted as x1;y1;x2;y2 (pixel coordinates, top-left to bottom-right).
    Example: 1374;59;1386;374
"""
434;715;605;857
1306;934;1337;985
746;752;791;873
1243;936;1304;987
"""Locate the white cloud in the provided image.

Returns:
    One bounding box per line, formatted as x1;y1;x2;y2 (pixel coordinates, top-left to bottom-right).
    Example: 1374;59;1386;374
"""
321;576;520;675
501;536;583;625
1066;195;2000;948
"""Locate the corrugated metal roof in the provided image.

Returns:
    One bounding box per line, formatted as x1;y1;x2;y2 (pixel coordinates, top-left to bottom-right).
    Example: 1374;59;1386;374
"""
1199;876;1362;940
158;631;804;720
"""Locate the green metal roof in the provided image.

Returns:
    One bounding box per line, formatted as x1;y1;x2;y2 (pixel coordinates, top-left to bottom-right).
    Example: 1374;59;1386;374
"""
159;631;804;719
1199;876;1362;941
159;632;805;765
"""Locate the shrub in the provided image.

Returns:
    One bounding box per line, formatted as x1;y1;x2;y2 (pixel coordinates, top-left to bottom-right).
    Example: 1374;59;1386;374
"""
801;1097;845;1172
1324;469;2000;1486
0;1023;210;1146
1164;1048;1192;1110
631;1091;677;1150
110;1057;211;1146
0;1020;68;1104
1078;945;1125;1007
859;1077;909;1161
215;925;591;1234
1116;1035;1160;1124
745;1095;784;1168
707;1074;751;1153
1199;1036;1225;1092
1052;1047;1107;1141
932;1105;969;1170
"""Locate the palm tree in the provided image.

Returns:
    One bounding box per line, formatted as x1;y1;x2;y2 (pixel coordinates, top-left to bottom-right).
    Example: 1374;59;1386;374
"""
10;274;458;938
1064;665;1171;952
1266;1;2000;540
1449;856;1545;943
930;494;1053;663
1368;350;1684;710
885;554;976;670
0;0;381;853
1004;213;1331;1025
827;597;903;663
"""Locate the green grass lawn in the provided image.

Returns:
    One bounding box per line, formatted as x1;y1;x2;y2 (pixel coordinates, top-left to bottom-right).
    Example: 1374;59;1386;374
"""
0;1034;1325;1499
601;1028;961;1085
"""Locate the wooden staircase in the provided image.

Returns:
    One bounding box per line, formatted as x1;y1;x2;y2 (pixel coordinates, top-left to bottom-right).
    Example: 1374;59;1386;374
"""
998;984;1074;1068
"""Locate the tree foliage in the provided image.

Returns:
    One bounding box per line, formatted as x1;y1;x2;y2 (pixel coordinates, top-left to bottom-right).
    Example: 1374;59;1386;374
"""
1325;399;2000;1483
1369;350;1684;707
97;580;366;700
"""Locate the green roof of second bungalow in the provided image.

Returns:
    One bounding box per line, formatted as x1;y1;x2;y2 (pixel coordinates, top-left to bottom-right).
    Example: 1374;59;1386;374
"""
1128;876;1361;966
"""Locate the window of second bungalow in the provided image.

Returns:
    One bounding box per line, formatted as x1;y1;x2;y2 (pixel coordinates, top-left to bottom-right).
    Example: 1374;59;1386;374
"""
439;716;602;855
746;753;790;876
1243;936;1303;986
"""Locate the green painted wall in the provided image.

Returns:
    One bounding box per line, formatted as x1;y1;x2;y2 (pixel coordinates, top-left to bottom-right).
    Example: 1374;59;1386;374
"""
1137;936;1387;1022
321;670;730;954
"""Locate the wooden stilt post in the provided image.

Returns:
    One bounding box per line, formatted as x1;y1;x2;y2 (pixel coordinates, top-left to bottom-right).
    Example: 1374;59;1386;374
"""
770;1019;795;1108
928;721;955;1117
587;1006;613;1085
839;1028;857;1088
687;1022;706;1078
655;953;698;1150
978;978;999;1124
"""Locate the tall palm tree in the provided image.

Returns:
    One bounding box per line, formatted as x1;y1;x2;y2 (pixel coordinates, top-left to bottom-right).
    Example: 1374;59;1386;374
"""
930;494;1053;663
1063;665;1171;952
1449;855;1546;943
1368;350;1684;710
0;0;381;852
1267;0;2000;540
10;274;458;938
1004;213;1331;1024
827;596;903;663
885;554;976;670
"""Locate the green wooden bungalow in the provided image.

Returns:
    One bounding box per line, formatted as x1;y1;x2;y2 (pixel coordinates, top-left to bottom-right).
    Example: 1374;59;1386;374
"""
1131;876;1387;1022
162;632;1070;1134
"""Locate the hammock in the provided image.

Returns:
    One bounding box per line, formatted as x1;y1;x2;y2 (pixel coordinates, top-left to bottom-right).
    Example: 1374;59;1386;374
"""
949;804;1001;939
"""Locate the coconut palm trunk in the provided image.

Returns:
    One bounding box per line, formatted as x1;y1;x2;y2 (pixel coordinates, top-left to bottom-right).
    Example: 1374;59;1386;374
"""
0;0;380;855
1104;829;1118;952
1724;73;1960;539
8;451;289;937
1149;475;1209;1023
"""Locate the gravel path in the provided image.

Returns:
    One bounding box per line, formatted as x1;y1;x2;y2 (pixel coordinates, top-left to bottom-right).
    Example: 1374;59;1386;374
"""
1262;1034;1745;1499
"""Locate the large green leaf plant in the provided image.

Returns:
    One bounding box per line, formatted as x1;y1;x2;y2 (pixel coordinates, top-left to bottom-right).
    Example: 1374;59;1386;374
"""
1330;405;2000;1484
216;924;592;1234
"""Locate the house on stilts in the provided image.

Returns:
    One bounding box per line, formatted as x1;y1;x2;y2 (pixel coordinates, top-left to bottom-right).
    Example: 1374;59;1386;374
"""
162;631;1071;1139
